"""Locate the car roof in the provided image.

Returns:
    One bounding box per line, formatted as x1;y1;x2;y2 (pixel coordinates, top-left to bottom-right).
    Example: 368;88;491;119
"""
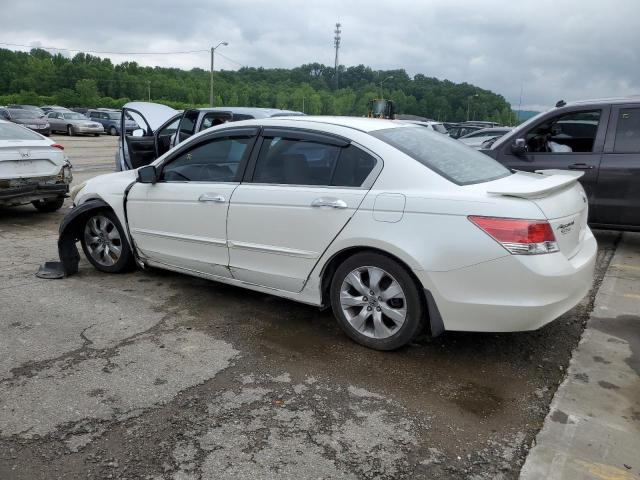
193;106;304;118
236;116;415;133
560;95;640;107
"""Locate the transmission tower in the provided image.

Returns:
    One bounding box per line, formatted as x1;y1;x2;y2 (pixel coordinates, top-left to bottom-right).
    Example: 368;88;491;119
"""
334;22;341;89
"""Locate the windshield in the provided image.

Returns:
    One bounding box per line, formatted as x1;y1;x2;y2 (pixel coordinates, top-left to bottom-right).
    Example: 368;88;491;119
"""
63;113;88;120
9;110;39;119
0;122;43;140
371;126;511;185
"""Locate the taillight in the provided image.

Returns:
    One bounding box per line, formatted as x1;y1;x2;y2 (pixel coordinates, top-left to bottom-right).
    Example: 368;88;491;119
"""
468;216;559;255
51;143;64;150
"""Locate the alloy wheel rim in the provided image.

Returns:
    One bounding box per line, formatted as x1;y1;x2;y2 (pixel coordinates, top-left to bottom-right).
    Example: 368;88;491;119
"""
84;215;122;266
339;266;407;339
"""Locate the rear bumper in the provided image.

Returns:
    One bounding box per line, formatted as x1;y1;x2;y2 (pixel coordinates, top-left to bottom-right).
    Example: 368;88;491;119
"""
416;228;598;332
0;180;70;206
74;125;104;134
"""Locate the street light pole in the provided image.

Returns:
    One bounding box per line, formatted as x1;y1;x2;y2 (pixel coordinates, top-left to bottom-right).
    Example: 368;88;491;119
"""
467;94;479;121
380;75;394;100
210;41;228;107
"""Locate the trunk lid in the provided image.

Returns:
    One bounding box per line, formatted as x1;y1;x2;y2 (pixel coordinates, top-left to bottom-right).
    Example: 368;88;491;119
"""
0;143;66;179
486;170;589;258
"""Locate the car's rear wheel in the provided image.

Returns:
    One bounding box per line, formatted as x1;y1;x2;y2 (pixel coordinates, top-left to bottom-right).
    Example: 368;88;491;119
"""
330;252;425;350
109;126;117;136
67;125;74;136
32;197;64;212
80;210;134;273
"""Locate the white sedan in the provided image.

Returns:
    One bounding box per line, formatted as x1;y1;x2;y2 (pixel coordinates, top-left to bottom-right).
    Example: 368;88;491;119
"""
0;119;72;211
59;114;597;350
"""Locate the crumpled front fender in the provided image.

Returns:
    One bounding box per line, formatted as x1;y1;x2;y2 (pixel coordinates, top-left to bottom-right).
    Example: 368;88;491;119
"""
57;199;111;275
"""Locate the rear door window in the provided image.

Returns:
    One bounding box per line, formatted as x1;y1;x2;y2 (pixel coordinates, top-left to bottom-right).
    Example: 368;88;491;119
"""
372;126;509;185
178;110;199;140
614;108;640;153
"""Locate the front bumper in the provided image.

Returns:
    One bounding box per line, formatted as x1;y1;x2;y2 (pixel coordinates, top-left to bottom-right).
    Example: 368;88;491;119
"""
416;228;598;332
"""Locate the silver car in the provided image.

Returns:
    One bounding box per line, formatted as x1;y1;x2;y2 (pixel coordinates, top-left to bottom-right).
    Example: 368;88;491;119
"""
46;111;104;136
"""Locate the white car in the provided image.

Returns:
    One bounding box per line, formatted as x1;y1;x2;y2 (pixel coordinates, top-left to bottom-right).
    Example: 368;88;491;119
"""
59;114;596;350
0;119;72;211
458;127;512;149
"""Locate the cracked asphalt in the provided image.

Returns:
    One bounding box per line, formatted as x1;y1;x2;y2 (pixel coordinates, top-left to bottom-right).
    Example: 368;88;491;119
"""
0;135;621;479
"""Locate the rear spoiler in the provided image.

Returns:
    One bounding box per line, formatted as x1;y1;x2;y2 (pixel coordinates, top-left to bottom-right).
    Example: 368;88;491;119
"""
487;169;584;199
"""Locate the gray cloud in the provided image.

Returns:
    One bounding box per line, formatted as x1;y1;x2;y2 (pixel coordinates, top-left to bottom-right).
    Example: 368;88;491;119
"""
2;0;639;110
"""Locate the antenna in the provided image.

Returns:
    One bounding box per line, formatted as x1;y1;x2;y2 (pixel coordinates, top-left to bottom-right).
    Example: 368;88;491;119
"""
334;22;341;89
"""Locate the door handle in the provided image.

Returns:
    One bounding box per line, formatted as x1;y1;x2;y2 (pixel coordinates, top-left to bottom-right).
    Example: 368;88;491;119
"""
198;193;226;203
311;198;348;209
568;163;595;170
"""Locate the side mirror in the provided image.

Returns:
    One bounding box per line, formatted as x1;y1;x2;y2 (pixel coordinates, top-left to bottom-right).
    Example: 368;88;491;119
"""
131;128;145;137
137;165;157;184
511;138;528;156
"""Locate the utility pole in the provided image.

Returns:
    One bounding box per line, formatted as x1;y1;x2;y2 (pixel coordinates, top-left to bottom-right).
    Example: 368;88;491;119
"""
516;82;524;125
210;41;228;107
333;23;341;89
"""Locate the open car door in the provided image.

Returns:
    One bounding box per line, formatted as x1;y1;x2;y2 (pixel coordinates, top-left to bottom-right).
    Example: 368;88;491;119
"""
118;102;180;171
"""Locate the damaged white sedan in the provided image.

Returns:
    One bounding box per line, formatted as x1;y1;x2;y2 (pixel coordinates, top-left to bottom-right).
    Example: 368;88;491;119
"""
56;113;597;350
0;119;71;211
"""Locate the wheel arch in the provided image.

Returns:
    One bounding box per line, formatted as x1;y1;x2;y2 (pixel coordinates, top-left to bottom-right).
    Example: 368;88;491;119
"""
318;245;445;337
57;198;132;275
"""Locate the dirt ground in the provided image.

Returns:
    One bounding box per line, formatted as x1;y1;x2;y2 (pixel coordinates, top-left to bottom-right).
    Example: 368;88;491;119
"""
0;134;620;479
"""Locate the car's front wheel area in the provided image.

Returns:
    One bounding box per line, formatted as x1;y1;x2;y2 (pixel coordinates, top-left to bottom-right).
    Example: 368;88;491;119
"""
80;210;134;273
330;252;425;350
32;197;64;212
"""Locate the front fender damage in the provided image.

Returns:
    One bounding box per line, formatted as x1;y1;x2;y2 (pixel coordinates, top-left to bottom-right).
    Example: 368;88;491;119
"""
36;199;111;278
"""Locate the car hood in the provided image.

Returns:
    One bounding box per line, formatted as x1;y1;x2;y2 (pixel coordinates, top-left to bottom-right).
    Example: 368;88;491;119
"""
123;102;178;133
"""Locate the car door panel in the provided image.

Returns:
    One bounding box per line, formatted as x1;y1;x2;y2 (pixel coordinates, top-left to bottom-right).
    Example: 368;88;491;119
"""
594;104;640;227
127;131;258;275
227;184;366;291
127;182;237;276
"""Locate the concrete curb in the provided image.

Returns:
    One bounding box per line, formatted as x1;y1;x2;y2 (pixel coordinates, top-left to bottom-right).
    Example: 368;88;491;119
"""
520;232;640;480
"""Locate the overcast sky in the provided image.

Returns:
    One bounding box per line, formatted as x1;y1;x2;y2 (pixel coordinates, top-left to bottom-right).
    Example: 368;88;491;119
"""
2;0;639;110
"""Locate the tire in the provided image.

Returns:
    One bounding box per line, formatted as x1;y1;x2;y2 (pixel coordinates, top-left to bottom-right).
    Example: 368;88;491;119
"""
109;126;117;136
67;125;74;136
94;133;100;137
330;252;425;351
80;210;135;273
32;197;64;212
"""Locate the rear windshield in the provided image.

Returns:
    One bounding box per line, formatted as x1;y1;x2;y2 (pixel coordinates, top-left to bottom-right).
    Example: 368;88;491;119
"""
371;126;510;185
9;110;39;119
0;122;43;140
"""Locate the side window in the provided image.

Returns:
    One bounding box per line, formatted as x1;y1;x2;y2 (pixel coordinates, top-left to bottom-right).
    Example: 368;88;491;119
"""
526;110;601;153
253;137;340;185
178;110;199;138
614;108;640;153
199;114;228;132
161;137;253;183
332;145;377;187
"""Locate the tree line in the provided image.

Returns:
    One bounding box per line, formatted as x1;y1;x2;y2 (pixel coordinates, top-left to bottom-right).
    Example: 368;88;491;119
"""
0;48;514;123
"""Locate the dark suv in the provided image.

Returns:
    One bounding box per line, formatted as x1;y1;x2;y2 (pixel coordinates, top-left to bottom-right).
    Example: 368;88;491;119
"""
483;97;640;231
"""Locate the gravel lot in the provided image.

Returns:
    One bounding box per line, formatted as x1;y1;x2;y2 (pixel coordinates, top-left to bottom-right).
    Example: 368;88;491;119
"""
0;134;620;479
